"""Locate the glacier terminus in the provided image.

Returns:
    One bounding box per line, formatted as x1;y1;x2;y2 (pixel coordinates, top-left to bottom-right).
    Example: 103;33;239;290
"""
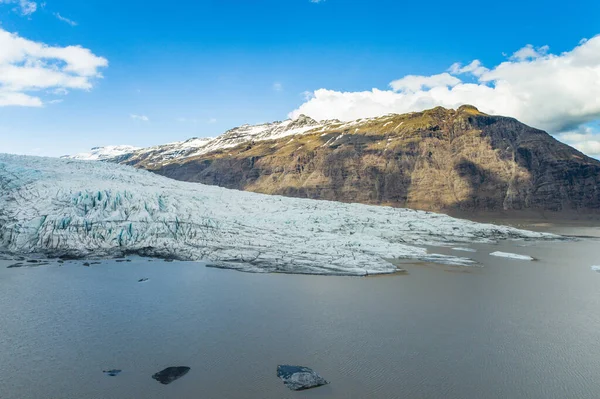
0;154;557;275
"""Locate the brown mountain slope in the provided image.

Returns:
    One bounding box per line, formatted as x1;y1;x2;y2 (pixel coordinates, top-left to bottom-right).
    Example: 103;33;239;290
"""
123;105;600;213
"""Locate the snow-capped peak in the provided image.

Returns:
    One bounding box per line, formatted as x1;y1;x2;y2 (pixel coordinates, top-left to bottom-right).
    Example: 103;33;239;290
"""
61;145;141;161
64;116;327;166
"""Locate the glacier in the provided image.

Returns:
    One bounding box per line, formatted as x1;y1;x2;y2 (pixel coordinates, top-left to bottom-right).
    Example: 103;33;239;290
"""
0;154;558;275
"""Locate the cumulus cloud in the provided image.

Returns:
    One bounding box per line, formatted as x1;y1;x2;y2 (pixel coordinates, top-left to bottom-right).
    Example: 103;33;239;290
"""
449;60;489;77
130;114;149;122
390;73;460;92
54;12;78;26
273;82;283;92
0;0;37;15
291;35;600;134
0;28;108;107
556;126;600;157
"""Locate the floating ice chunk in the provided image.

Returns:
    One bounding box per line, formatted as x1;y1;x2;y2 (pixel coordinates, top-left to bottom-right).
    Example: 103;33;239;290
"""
452;247;477;253
490;251;534;261
592;266;600;273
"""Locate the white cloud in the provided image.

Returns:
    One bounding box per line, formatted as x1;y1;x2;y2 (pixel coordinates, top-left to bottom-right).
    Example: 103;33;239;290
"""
301;90;314;101
0;28;108;107
208;118;217;124
0;91;42;106
273;82;283;92
449;60;489;77
390;73;460;92
291;35;600;134
130;114;149;122
556;126;600;157
309;0;325;3
50;87;69;95
54;12;78;26
510;44;549;61
0;0;37;15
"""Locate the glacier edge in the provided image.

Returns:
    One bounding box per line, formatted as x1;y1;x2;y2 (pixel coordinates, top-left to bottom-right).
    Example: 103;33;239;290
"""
0;154;559;275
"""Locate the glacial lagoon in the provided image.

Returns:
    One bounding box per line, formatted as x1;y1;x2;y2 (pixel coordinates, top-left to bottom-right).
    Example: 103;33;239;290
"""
1;226;599;399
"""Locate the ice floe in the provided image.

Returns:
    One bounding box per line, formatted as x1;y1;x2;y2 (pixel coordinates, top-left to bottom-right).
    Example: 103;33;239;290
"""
490;251;534;261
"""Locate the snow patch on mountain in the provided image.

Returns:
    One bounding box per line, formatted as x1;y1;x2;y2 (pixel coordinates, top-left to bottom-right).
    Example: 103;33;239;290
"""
63;115;332;167
0;154;558;275
62;145;141;161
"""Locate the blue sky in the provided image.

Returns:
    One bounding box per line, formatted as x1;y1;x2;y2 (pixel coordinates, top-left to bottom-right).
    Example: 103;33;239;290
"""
1;0;600;157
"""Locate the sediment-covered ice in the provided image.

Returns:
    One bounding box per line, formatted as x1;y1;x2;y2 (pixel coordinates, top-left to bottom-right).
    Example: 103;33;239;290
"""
0;154;557;275
490;251;534;261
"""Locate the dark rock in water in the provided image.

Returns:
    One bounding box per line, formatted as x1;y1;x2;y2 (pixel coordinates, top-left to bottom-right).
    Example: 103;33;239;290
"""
164;259;174;263
138;278;149;283
26;260;39;263
103;369;122;377
7;263;24;268
57;260;64;264
91;262;101;265
152;367;190;385
116;259;126;263
83;262;90;267
276;365;329;391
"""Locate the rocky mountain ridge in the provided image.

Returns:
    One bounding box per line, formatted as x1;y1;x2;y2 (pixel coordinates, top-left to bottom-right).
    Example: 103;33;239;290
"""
67;105;600;213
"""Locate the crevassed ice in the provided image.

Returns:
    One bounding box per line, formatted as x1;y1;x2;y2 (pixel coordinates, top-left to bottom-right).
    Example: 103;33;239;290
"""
0;154;557;275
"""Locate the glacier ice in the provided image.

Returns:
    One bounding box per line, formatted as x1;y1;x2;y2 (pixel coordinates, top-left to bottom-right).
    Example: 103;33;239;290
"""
0;154;557;275
489;251;534;261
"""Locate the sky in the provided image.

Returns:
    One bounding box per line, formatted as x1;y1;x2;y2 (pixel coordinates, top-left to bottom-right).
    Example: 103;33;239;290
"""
0;0;599;158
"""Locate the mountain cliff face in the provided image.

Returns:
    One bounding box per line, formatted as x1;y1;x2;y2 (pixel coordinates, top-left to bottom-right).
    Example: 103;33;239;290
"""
75;106;600;213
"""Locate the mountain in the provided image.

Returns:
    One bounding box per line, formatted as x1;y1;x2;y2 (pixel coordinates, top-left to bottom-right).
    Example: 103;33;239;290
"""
67;114;326;167
63;145;141;161
67;106;600;214
0;154;553;275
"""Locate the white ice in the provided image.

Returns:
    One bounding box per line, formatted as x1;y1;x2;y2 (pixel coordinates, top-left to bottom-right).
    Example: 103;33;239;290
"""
489;251;534;261
0;154;557;275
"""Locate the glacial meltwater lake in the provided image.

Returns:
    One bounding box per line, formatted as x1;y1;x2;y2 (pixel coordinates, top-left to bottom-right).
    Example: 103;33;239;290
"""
1;225;599;399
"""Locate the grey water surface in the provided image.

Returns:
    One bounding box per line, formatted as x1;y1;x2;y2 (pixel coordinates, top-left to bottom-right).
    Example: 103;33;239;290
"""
0;227;599;399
